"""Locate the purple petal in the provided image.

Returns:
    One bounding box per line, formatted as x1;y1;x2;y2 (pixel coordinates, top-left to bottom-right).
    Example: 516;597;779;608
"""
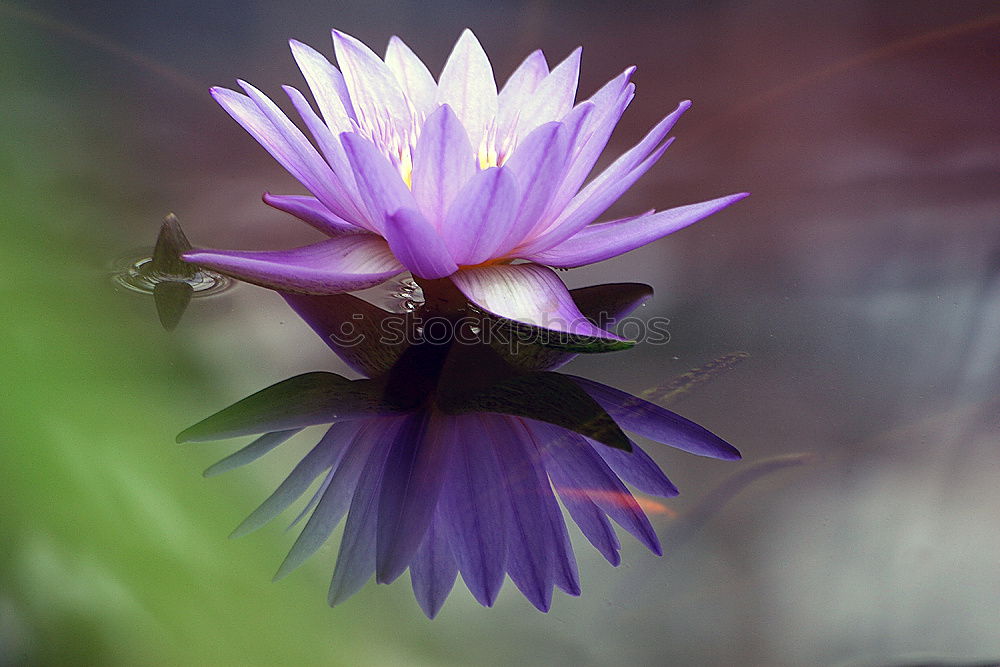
492;282;654;373
385;35;438;118
202;429;300;478
411;105;477;226
289;39;355;131
496;49;548;138
495;121;574;255
570;375;742;460
528;421;661;555
328;418;400;606
523;100;692;253
518;139;672;256
584;100;691;197
383;208;458;279
528;101;598;237
376;412;457;584
593;438;679;498
331;30;411;133
487;415;555;612
556;491;622;566
438;414;508;606
440;166;519;266
263;193;364;236
527;194;749;267
286;467;335;532
274;421;375;579
341;133;419;233
449;263;628;343
212;85;355;222
551;500;582;596
183;235;404;295
211;85;307;180
279;292;409;377
498;49;548;97
542;70;635;228
235;81;365;225
515;48;581;135
409;515;458;619
281;86;367;226
436;29;498;143
230;426;349;538
518;422;581;596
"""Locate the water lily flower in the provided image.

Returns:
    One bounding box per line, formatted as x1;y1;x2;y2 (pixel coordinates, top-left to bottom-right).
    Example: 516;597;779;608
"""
184;29;748;346
178;285;740;617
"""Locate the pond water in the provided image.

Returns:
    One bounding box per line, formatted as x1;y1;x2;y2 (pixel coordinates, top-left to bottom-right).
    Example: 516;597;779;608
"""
2;1;998;665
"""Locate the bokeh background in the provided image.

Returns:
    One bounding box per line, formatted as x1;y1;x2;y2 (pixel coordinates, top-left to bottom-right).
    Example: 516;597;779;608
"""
2;1;998;665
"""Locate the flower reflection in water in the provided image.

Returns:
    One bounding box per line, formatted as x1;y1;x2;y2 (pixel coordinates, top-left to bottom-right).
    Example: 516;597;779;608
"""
179;284;739;617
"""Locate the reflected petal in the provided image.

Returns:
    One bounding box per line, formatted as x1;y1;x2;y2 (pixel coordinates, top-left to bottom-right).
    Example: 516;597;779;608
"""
529;421;661;555
376;412;457;584
437;414;508;606
202;429;301;478
274;421;374;579
570;375;742;460
279;292;412;377
328;418;401;605
228;423;353;538
409;515;458;619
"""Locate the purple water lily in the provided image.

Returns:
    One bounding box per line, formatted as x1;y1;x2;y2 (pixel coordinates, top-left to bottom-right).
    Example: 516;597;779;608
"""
185;28;748;345
178;286;740;616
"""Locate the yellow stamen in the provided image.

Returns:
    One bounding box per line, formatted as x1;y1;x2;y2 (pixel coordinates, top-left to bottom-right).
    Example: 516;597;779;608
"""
399;150;413;189
457;257;514;270
478;146;499;170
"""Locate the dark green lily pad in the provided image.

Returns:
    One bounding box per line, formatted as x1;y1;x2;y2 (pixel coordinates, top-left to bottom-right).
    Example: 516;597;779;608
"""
176;372;396;442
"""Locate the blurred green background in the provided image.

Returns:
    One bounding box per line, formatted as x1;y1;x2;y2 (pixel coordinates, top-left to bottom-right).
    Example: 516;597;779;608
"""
0;10;422;665
2;1;999;665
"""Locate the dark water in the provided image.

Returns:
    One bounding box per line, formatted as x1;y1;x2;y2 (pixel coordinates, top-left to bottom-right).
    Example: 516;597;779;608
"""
2;1;998;665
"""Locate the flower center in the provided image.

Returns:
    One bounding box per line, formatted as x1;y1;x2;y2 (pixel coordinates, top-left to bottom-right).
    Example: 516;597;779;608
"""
362;112;520;190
